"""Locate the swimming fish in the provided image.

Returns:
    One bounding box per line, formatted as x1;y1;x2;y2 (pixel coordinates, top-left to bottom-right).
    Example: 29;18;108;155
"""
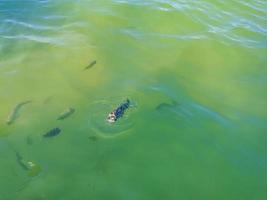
43;95;54;104
27;161;42;177
155;100;179;111
43;127;61;138
6;100;32;125
26;136;33;145
57;107;75;120
84;60;96;70
88;135;98;141
15;152;42;177
16;152;29;170
107;99;130;123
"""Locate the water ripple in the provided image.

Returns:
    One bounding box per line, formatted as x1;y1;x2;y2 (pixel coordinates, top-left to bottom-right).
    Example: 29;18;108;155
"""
2;19;56;31
0;34;64;45
113;0;267;47
0;0;266;48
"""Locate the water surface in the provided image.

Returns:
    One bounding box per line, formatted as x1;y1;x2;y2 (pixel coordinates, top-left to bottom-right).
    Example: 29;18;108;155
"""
0;0;267;199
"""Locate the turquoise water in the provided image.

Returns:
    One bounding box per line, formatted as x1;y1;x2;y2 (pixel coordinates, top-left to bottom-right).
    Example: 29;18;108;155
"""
0;0;267;199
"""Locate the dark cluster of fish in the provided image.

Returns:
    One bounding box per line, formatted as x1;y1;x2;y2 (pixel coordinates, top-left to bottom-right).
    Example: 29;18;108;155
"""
44;107;75;138
6;60;141;172
7;98;134;140
6;59;94;138
6;102;75;138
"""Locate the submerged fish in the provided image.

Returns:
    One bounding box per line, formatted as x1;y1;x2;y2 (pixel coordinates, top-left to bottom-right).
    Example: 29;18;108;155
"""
43;127;61;138
155;100;179;111
88;135;98;141
26;136;33;145
57;107;75;120
16;152;29;170
15;152;41;177
107;99;130;123
27;161;42;177
6;100;32;125
43;95;54;104
84;60;96;70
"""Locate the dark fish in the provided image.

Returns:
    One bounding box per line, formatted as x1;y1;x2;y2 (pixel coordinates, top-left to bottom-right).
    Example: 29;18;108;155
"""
84;60;96;70
57;107;75;120
6;100;32;125
107;99;130;123
16;152;29;170
43;127;61;138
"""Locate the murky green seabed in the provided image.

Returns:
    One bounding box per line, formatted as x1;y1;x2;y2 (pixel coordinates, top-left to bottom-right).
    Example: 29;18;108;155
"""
0;0;267;199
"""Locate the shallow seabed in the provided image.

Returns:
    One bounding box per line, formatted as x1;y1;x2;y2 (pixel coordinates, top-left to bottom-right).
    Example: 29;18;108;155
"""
0;0;267;199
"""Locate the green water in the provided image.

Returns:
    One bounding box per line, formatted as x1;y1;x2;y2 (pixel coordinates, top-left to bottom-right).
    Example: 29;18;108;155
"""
0;0;267;199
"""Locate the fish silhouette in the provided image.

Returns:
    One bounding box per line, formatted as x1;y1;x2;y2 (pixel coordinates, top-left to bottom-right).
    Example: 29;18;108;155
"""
107;99;130;123
84;60;96;70
6;100;32;125
43;127;61;138
57;107;75;120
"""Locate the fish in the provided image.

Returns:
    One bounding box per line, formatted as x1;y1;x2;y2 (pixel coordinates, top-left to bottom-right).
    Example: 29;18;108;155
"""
155;100;179;111
57;107;75;120
107;99;130;123
6;100;32;125
26;136;33;145
84;60;96;70
88;135;98;141
155;102;173;110
43;95;54;104
15;152;42;177
43;127;61;138
27;161;42;177
16;152;29;170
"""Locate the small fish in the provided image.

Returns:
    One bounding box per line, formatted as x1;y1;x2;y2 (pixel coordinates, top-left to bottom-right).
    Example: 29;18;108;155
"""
15;152;42;177
27;161;42;177
107;99;130;123
43;127;61;138
16;152;29;170
156;103;173;110
156;101;179;111
6;100;32;125
26;136;33;145
43;95;54;104
57;107;75;120
84;60;96;70
88;135;98;141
